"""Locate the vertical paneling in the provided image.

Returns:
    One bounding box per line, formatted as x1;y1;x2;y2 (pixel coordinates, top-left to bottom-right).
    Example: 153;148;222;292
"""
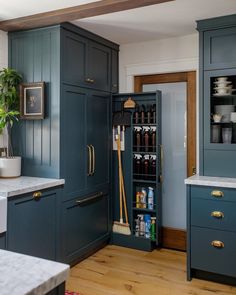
9;27;60;178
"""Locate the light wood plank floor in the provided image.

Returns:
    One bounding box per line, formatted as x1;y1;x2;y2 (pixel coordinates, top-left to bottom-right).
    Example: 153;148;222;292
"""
66;245;236;295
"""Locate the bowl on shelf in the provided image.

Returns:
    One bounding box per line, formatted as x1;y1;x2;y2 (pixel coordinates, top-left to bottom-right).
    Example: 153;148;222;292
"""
214;105;235;122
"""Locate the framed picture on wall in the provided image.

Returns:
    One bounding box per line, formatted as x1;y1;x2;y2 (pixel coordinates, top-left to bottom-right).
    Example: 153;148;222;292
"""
20;82;45;119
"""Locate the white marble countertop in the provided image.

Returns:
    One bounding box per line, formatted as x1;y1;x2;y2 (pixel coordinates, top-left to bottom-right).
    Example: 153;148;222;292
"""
185;174;236;188
0;249;69;295
0;176;65;198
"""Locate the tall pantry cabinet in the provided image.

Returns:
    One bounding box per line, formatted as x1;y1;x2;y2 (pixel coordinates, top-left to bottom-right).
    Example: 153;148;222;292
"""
9;23;119;264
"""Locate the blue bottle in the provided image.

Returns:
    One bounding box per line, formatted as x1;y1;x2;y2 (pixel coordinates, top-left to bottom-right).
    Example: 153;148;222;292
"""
144;214;151;239
147;187;154;210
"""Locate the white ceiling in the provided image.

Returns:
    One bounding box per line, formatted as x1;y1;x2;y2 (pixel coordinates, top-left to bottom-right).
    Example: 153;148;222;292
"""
0;0;236;44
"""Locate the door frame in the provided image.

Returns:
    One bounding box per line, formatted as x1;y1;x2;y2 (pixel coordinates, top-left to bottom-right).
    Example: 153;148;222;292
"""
134;71;196;251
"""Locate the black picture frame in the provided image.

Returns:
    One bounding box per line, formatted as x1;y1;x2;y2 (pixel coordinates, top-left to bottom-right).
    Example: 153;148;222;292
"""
20;82;45;119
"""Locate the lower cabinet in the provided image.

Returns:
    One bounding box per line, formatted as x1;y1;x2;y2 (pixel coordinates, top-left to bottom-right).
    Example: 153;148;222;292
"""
59;189;110;264
187;185;236;282
0;233;6;249
7;189;59;260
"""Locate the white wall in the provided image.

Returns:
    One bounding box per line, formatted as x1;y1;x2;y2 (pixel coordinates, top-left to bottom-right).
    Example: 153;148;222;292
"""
0;30;8;148
119;33;198;92
0;30;8;69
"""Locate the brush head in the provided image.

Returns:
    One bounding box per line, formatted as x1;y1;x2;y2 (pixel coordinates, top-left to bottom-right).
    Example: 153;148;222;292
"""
113;110;131;127
112;221;131;235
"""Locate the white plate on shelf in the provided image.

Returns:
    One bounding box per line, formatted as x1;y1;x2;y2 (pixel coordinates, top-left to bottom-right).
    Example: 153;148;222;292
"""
214;81;232;85
213;93;232;97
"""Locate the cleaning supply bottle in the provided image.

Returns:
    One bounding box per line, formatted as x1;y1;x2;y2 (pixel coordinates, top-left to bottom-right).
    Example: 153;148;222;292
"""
144;214;151;239
134;105;139;124
140;105;146;124
147;105;151;124
139;214;145;236
149;155;156;180
151;217;156;241
151;104;156;123
150;126;156;152
142;126;150;152
135;217;140;237
140;187;147;208
133;154;142;178
133;126;142;152
147;187;154;210
142;155;150;179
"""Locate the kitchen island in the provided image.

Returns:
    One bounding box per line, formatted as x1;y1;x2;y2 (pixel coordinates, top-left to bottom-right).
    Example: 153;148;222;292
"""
0;249;69;295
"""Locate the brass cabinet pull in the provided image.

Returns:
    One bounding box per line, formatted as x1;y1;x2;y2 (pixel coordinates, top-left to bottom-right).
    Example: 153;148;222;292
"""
211;211;224;218
87;145;92;176
91;145;95;175
76;191;103;205
33;191;42;200
211;190;224;198
211;240;224;249
85;78;95;84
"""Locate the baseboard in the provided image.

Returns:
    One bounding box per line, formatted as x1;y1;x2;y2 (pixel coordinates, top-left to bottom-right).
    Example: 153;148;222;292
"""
162;227;186;251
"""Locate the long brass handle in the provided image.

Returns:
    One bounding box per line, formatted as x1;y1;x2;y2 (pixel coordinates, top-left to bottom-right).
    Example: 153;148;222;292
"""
91;145;95;175
211;190;224;198
76;191;103;205
87;145;92;176
33;191;42;200
211;211;224;218
211;240;224;249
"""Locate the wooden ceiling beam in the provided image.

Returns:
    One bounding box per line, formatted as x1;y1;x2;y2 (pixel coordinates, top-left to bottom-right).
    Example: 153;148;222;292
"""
0;0;174;32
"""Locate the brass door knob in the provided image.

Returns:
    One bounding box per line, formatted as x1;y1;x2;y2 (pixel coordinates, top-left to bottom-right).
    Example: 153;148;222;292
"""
211;240;224;248
211;190;224;198
211;211;224;218
33;191;42;199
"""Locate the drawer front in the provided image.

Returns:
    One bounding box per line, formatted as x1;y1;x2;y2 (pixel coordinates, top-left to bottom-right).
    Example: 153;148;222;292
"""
191;198;236;232
191;227;236;277
191;185;236;203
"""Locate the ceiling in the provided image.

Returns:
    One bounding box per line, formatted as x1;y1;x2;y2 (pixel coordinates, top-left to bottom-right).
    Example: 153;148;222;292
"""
1;0;236;44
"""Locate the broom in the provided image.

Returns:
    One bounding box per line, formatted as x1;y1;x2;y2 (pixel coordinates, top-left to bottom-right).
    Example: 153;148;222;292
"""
112;128;131;235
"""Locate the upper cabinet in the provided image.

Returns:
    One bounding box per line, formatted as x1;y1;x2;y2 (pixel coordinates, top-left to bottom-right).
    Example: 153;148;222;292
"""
61;25;116;92
197;14;236;177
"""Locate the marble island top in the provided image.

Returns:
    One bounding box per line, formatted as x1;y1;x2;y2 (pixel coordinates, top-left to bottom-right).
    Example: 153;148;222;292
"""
185;174;236;188
0;249;69;295
0;176;65;198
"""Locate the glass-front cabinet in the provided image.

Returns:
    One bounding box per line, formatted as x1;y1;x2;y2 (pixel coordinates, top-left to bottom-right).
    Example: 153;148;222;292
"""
204;69;236;150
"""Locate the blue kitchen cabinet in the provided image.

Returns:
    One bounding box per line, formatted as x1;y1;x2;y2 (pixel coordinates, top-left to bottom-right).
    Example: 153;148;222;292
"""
59;190;109;264
7;188;60;260
0;233;6;249
197;14;236;177
9;23;118;264
187;184;236;284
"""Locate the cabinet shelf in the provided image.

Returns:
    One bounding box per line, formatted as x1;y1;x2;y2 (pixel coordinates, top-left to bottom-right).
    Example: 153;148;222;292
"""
133;123;156;126
133;179;157;184
132;151;157;155
133;207;156;213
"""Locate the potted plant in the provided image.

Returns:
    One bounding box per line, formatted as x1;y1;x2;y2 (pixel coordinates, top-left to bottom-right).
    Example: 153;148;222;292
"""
0;68;22;177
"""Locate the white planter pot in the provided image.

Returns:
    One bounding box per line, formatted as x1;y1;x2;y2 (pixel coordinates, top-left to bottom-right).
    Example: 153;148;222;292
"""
0;156;21;178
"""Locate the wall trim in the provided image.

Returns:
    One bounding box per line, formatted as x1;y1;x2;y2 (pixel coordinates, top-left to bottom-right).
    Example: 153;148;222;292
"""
162;227;186;251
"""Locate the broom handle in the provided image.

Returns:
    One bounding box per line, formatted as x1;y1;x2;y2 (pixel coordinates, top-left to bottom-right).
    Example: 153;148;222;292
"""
120;167;129;224
117;133;123;222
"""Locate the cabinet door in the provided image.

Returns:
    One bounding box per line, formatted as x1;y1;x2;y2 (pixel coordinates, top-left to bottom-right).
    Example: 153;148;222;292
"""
88;41;111;92
62;30;89;87
204;27;236;70
61;85;88;200
87;91;111;190
7;189;57;260
111;49;119;93
0;233;5;249
60;191;109;264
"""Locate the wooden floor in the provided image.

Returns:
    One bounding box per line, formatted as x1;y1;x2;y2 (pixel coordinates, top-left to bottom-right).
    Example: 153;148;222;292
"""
66;245;236;295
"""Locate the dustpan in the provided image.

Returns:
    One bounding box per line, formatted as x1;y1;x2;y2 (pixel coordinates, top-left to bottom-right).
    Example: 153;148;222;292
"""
113;102;132;127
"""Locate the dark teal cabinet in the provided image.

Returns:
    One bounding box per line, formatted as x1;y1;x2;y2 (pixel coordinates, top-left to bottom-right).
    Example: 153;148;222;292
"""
61;27;112;92
7;189;59;260
111;49;119;93
59;191;109;264
0;233;5;249
198;14;236;177
187;184;236;282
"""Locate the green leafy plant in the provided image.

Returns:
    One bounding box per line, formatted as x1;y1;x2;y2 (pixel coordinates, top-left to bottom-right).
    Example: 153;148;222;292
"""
0;68;22;157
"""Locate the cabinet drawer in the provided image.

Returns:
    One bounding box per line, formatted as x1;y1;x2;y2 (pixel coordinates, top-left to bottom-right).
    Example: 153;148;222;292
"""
191;227;236;277
191;198;236;232
191;186;236;202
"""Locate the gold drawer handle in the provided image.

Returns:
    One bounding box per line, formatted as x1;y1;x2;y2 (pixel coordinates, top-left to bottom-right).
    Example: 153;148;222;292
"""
211;190;224;198
211;240;224;249
211;211;224;218
33;191;42;199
